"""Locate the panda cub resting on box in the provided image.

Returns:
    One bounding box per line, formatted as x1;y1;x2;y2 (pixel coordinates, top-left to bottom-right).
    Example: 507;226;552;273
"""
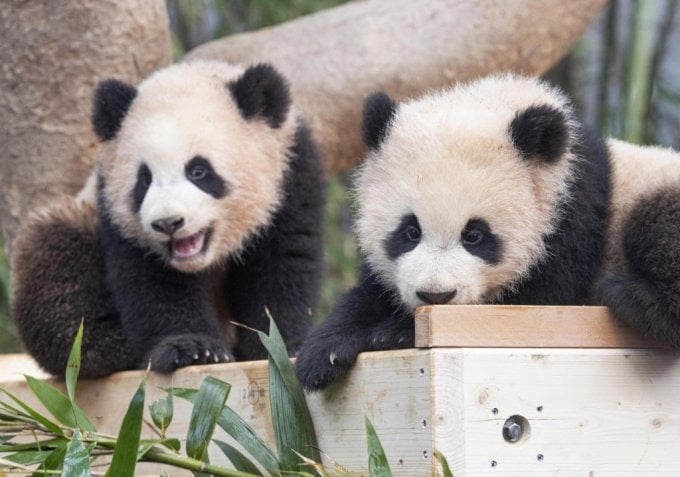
296;74;611;390
12;61;324;377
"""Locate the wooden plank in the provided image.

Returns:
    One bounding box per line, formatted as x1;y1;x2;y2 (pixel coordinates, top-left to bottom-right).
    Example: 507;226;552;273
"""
415;305;660;348
0;353;48;381
1;349;434;476
455;348;680;476
4;347;680;475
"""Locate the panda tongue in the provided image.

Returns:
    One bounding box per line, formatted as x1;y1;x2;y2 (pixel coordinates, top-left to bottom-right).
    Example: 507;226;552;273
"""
172;232;205;259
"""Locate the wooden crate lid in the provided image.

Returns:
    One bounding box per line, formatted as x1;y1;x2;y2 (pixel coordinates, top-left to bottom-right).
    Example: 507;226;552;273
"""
415;305;661;348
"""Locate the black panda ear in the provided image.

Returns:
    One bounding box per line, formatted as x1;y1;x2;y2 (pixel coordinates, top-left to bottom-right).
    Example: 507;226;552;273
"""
92;79;137;141
363;91;397;150
510;105;569;162
228;64;291;129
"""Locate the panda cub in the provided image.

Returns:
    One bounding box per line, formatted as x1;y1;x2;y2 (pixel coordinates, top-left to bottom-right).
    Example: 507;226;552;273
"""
296;75;611;391
12;61;324;377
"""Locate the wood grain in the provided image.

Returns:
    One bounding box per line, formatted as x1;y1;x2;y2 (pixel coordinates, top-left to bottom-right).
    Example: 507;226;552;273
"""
415;305;661;349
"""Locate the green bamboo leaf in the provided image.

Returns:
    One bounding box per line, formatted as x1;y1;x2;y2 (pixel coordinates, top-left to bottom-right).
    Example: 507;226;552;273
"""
169;388;279;475
65;322;84;403
3;450;50;465
0;437;66;452
257;314;321;470
32;443;67;477
434;450;455;477
214;439;262;475
157;437;181;452
137;440;158;460
186;377;231;461
107;377;146;476
62;430;90;477
150;393;173;434
365;416;392;477
24;377;95;432
0;388;63;436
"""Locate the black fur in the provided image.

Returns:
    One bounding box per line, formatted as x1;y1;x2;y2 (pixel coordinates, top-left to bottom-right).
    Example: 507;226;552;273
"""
228;64;290;129
92;79;137;141
510;105;569;162
132;163;152;213
384;213;420;260
227;123;325;359
595;188;680;346
500;125;610;305
185;155;229;199
296;115;611;391
363;92;398;150
461;219;502;265
295;265;413;391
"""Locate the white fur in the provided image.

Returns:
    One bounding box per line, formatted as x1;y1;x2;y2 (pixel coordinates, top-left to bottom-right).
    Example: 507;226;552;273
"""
355;74;578;310
98;61;297;273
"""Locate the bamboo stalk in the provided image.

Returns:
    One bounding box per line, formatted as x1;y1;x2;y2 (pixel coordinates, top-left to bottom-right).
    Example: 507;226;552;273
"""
624;0;658;144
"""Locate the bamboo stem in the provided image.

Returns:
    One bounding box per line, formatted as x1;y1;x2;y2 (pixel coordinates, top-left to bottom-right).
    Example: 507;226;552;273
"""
144;449;260;477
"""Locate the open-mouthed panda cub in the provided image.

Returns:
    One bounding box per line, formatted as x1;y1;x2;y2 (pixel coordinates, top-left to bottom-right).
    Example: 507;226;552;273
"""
12;61;324;377
296;74;612;390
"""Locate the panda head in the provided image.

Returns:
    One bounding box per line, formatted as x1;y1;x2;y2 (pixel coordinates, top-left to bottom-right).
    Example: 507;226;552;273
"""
356;75;577;310
92;61;295;273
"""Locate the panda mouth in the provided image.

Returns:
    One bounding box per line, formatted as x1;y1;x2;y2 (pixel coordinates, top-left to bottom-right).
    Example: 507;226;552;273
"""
170;229;211;260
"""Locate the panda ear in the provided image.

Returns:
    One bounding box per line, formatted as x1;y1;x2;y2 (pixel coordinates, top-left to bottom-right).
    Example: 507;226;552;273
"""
228;64;291;129
363;91;397;150
510;105;569;162
92;79;137;141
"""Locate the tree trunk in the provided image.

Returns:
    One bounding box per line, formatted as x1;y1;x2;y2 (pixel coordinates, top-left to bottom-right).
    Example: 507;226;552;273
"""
0;0;171;253
187;0;608;175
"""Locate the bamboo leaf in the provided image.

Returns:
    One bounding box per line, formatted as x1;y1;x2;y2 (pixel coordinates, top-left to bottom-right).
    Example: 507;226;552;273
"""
257;313;321;470
24;377;95;432
434;450;455;477
62;430;90;477
170;388;279;475
32;443;67;477
150;393;173;434
0;388;63;436
365;416;392;477
214;439;262;475
65;322;84;403
107;377;146;476
3;450;50;465
186;377;231;461
0;437;66;452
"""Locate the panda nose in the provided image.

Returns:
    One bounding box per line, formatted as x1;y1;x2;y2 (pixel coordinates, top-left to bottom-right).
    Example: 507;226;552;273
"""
416;289;457;305
151;216;185;235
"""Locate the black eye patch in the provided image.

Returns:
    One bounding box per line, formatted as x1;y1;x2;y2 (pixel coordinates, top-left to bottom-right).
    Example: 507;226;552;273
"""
461;218;502;264
132;163;152;212
384;213;421;260
185;155;228;198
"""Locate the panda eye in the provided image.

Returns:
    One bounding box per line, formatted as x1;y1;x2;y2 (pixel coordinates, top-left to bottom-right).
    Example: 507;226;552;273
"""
404;224;421;242
463;228;484;246
188;165;207;180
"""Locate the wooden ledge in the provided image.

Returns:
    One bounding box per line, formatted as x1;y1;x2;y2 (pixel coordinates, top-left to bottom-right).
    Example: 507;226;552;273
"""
415;305;661;348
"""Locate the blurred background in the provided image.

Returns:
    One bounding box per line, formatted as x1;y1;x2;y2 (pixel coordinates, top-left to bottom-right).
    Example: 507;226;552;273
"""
1;0;679;353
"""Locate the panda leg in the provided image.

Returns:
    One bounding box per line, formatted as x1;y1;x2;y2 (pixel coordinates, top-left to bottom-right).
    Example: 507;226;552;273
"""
11;198;137;377
595;188;680;346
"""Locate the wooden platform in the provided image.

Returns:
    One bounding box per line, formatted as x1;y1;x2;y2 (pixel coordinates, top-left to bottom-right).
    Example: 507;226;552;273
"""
2;306;679;476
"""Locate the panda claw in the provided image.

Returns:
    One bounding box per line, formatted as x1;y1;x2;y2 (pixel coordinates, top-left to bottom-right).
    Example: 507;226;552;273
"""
192;353;199;360
204;350;211;358
223;353;231;362
213;354;220;363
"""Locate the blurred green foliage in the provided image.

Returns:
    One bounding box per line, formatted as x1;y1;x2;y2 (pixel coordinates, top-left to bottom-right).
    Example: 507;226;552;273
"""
0;237;19;352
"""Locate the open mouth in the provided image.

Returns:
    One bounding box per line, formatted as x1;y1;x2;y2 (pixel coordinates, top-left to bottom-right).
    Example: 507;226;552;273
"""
169;229;211;260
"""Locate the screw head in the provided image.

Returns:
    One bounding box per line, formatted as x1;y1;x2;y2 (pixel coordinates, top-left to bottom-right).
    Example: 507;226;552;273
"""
537;453;544;461
492;407;499;415
490;460;498;468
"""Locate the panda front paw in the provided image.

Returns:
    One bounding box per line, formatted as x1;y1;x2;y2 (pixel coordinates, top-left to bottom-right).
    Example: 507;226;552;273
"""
368;320;414;351
295;337;359;392
147;333;235;373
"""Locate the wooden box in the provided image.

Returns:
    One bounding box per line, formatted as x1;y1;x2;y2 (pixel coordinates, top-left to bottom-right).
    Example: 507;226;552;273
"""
2;306;679;476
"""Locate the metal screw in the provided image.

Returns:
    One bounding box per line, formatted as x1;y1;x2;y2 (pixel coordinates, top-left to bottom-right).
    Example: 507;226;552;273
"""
537;454;544;461
537;405;543;412
490;460;498;468
502;420;523;443
492;407;499;415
